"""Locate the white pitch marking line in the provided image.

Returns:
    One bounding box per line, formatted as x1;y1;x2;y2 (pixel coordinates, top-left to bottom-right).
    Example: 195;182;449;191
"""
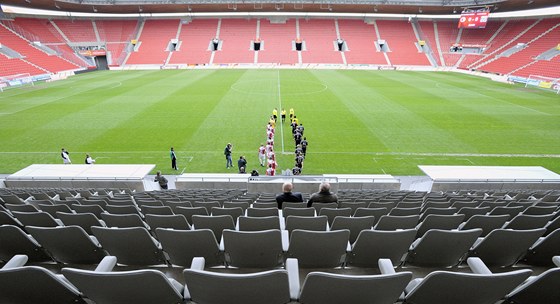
1;151;559;158
107;82;122;90
277;70;285;154
459;158;475;165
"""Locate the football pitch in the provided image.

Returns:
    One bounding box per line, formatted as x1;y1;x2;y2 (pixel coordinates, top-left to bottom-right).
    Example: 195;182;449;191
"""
1;69;559;176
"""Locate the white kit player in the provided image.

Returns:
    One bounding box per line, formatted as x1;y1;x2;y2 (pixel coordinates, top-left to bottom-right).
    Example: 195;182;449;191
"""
258;144;266;167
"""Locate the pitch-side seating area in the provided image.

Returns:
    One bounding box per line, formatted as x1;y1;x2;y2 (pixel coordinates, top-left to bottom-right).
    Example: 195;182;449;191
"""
0;187;559;303
1;17;558;80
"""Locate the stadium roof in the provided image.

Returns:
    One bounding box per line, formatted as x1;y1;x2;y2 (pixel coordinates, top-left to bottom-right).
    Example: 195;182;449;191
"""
2;0;559;14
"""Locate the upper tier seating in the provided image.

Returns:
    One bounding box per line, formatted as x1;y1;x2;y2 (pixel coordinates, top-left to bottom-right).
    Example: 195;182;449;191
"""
212;19;257;64
337;19;387;65
126;19;179;65
168;19;217;65
257;19;299;64
299;19;343;64
53;20;97;42
376;20;430;66
0;25;78;75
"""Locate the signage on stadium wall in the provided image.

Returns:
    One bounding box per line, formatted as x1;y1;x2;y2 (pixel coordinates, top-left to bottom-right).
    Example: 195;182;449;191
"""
458;8;490;29
78;49;107;57
452;43;488;48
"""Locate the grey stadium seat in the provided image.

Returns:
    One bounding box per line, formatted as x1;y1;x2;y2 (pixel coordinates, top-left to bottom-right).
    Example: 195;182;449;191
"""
62;256;184;304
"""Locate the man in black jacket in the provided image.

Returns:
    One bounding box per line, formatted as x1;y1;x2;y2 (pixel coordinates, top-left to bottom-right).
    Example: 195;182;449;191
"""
275;182;304;209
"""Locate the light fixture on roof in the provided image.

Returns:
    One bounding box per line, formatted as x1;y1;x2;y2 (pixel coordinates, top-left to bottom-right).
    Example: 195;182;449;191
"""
92;6;97;12
138;6;143;12
374;5;378;12
55;2;61;9
418;7;422;13
24;0;31;3
527;0;534;4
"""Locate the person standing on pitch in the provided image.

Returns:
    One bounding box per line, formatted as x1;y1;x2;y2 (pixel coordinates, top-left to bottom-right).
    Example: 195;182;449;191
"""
224;143;233;169
258;144;266;167
170;147;178;170
61;148;71;164
281;108;287;123
272;108;278;122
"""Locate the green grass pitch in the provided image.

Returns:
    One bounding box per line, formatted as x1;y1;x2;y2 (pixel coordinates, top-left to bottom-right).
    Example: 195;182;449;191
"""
0;69;559;176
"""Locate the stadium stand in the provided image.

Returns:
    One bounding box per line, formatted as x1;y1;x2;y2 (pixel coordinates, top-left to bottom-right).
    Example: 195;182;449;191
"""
478;18;560;75
126;19;180;65
298;19;343;64
53;19;97;42
257;19;299;64
417;20;443;66
168;19;217;65
0;23;78;75
212;19;257;64
456;20;506;69
376;20;430;66
337;19;387;65
96;20;138;65
0;55;46;77
1;186;559;302
434;20;462;67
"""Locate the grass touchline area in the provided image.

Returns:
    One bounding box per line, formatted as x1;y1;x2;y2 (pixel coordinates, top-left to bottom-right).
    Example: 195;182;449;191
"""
0;69;558;176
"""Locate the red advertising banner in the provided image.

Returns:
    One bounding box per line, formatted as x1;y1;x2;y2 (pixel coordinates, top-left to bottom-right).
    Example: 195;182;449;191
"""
458;10;489;29
78;49;107;57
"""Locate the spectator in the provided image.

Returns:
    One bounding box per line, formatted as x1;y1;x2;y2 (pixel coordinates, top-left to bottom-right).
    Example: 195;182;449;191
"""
154;171;168;190
275;182;304;209
307;182;338;207
238;155;247;173
85;154;95;164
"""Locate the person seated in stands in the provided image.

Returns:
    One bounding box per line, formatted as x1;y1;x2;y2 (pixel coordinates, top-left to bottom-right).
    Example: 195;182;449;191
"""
85;154;95;164
238;155;247;173
307;182;338;208
275;182;304;209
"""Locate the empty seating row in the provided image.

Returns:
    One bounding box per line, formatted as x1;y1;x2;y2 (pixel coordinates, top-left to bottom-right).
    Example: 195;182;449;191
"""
1;253;559;304
1;222;559;269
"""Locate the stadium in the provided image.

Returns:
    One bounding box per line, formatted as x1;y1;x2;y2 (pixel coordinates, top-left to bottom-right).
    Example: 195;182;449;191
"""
0;0;560;303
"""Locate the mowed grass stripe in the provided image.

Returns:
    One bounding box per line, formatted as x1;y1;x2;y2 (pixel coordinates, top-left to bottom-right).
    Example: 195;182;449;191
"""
182;70;282;172
317;70;475;153
374;71;519;153
82;70;221;153
0;70;168;151
372;71;560;154
295;70;388;152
